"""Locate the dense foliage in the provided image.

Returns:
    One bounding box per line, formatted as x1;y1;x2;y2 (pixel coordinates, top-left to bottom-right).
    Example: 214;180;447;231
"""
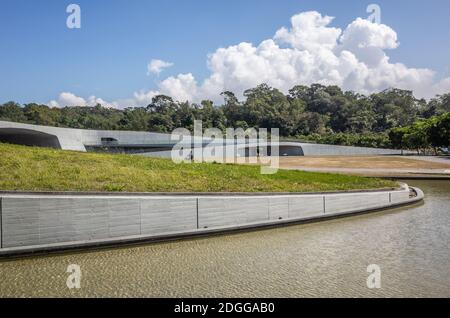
1;83;449;149
389;112;450;154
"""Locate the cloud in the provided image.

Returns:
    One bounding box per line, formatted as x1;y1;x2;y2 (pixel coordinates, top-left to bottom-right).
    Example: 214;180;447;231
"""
147;59;174;75
340;17;398;50
159;73;199;102
147;11;450;102
49;92;114;108
131;89;159;106
49;92;86;107
274;11;342;51
49;11;450;108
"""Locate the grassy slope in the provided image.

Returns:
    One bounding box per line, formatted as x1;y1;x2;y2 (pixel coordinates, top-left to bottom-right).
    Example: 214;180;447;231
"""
0;143;397;193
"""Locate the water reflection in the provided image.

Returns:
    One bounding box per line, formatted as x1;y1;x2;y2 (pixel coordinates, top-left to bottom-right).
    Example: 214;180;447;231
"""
0;180;449;297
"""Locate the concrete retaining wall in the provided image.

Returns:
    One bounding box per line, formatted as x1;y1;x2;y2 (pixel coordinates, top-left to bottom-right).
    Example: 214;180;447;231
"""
0;185;424;254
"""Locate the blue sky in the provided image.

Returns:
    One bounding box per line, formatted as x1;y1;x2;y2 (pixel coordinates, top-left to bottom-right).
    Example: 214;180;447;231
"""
1;0;450;106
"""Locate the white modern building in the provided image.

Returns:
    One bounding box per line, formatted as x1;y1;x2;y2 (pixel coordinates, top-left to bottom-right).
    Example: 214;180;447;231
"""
0;120;407;157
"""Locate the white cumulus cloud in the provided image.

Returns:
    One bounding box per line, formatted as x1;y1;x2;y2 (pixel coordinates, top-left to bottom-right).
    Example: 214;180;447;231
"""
49;92;86;107
48;11;450;108
48;92;114;108
274;11;342;51
145;11;450;102
147;59;174;75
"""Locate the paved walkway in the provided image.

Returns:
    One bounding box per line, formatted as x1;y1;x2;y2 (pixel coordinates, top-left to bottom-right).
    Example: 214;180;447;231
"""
406;156;450;165
278;156;450;178
283;166;450;178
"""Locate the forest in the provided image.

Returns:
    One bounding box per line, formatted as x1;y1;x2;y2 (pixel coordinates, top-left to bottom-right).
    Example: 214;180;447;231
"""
1;84;449;152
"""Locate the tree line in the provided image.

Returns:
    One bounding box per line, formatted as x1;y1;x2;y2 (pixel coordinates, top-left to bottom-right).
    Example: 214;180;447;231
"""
1;83;449;150
389;112;449;154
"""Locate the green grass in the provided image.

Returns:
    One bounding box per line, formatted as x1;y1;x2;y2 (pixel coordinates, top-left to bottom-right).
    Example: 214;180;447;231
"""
0;143;397;193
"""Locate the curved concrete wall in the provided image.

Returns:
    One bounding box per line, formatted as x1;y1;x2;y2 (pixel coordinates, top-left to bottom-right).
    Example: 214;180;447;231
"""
0;120;174;152
298;142;408;156
0;185;423;255
0;121;86;151
236;142;408;157
0;128;62;149
1;120;411;157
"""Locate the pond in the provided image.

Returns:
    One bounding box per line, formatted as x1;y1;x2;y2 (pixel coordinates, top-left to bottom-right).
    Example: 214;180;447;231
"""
0;180;449;297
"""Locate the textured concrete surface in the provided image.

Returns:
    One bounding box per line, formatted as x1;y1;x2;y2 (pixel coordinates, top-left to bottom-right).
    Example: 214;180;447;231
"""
0;185;423;254
298;142;408;156
198;197;270;228
288;195;324;218
1;120;409;157
0;196;199;248
325;192;391;214
140;198;197;235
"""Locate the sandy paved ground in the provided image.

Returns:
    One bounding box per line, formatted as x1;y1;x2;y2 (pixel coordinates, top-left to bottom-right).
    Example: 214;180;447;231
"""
278;156;450;169
276;156;450;178
407;156;450;165
225;155;450;178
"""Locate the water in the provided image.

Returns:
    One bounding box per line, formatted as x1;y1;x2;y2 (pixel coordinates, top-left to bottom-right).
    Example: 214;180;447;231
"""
0;180;449;297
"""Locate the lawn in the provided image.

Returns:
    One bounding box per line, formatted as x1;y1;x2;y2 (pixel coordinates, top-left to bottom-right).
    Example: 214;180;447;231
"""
0;143;397;193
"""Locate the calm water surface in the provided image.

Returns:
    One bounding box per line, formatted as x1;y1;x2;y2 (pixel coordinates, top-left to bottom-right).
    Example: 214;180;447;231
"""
0;180;449;297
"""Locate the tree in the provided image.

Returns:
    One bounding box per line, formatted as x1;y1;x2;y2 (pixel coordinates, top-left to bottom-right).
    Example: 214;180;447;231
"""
196;100;226;131
23;103;60;126
146;95;179;132
0;102;27;122
428;112;450;149
371;88;420;131
173;101;195;131
148;113;173;133
425;93;450;117
221;91;242;127
147;95;177;113
403;125;430;154
389;127;407;150
243;84;294;135
119;107;149;131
